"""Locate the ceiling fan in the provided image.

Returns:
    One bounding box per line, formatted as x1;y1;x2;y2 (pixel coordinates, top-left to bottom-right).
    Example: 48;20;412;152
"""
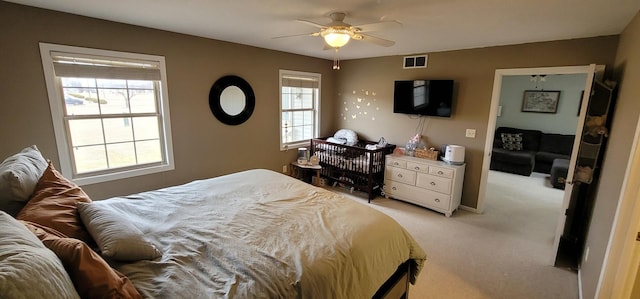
275;12;400;69
276;12;401;50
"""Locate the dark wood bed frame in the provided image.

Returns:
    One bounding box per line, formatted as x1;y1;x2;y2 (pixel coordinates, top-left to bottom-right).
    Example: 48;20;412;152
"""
373;260;411;299
310;138;396;202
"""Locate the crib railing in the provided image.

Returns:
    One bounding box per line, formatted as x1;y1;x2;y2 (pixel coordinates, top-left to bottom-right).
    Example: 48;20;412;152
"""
310;138;395;201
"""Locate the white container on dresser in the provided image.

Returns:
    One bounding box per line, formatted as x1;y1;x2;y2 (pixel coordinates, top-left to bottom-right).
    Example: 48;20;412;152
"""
383;154;465;217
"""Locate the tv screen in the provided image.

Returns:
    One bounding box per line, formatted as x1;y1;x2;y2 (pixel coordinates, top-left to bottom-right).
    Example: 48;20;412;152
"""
393;80;454;117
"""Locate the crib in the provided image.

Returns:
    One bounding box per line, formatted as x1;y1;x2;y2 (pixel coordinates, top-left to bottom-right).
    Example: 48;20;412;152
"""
310;138;396;202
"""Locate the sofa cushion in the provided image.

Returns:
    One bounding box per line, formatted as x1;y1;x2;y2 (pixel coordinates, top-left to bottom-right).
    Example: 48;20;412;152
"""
539;133;575;156
491;148;536;165
535;151;570;165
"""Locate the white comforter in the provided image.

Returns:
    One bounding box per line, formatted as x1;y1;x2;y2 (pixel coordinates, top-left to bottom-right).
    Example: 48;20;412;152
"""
94;169;425;299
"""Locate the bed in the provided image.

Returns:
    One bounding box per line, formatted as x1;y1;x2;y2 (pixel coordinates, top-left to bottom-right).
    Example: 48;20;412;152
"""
0;146;426;299
311;137;396;202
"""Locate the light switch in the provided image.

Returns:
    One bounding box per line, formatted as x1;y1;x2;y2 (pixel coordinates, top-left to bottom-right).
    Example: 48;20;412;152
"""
465;129;476;138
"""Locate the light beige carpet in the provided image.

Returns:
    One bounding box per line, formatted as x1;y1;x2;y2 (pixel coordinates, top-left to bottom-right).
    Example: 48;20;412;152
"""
329;170;578;299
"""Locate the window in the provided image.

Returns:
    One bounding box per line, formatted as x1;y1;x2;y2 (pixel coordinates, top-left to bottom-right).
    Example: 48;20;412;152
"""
279;70;321;150
39;43;174;185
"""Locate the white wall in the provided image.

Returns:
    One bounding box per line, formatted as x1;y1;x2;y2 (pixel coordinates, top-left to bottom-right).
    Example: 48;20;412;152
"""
497;74;587;134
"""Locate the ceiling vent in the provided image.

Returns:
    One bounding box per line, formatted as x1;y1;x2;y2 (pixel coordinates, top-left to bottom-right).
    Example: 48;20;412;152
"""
403;55;428;69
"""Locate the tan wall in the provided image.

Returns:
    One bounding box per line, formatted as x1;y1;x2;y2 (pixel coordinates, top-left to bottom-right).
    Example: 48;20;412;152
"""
0;2;336;199
334;38;619;208
580;10;640;299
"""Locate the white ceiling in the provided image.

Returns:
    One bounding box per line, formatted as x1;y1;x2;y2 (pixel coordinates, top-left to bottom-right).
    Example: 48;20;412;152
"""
7;0;640;60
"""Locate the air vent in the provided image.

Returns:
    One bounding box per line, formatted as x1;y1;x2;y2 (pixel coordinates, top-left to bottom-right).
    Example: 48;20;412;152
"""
403;55;428;69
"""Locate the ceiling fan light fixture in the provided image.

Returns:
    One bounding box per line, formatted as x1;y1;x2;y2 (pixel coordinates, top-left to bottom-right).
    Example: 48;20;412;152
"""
321;28;352;48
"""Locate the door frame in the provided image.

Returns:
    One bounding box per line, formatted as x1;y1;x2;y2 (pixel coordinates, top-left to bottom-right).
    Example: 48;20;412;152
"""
477;65;597;265
596;115;640;299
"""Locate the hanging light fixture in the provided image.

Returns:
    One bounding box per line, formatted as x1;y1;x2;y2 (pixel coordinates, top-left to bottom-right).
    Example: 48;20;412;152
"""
321;28;352;48
320;27;353;70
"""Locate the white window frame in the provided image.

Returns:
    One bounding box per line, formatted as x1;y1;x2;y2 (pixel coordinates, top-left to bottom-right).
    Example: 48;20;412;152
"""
39;43;174;186
279;70;321;150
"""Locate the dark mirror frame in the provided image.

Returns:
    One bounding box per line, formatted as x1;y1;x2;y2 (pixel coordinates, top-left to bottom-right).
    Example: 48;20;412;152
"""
209;75;255;126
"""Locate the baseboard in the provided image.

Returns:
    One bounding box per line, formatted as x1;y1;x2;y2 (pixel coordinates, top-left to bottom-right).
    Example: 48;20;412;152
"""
459;205;480;214
578;268;584;299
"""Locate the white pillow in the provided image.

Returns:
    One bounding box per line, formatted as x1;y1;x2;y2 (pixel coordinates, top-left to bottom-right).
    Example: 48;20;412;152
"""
77;202;162;261
0;145;48;216
0;211;80;299
333;129;358;146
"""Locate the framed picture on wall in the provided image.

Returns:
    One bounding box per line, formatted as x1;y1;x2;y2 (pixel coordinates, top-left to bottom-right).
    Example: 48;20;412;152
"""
521;90;561;113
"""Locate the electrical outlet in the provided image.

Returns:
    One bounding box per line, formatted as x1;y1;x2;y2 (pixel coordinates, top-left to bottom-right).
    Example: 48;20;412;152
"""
465;129;476;138
282;165;288;173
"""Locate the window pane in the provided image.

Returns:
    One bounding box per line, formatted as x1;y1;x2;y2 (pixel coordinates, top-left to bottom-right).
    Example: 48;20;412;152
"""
133;116;160;140
97;79;126;88
291;126;304;141
301;92;313;108
303;111;313;125
129;89;157;113
281;92;291;109
74;145;107;174
128;80;154;89
68;119;104;146
103;118;134;143
292;111;304;126
136;140;162;164
292;93;303;109
282;112;292;128
61;77;95;88
106;142;136;168
99;89;129;114
303;125;313;139
63;89;100;116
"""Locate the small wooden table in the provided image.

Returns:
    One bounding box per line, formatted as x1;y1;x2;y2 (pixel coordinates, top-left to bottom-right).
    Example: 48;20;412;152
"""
290;162;322;186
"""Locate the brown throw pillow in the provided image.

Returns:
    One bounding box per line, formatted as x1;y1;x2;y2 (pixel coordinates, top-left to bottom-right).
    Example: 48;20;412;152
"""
17;162;94;244
21;221;142;299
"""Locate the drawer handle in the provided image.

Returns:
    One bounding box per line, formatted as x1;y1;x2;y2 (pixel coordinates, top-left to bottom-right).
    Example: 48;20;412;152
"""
437;171;444;175
414;166;420;170
430;182;436;186
397;174;403;178
394;162;399;166
435;198;440;202
392;187;397;190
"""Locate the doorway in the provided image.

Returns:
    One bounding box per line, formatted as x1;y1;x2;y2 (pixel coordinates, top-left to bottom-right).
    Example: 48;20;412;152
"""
477;65;598;265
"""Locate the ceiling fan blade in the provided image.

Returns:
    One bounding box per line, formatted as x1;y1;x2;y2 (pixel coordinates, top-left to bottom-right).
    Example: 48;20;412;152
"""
354;20;402;33
272;32;320;39
296;19;327;29
357;34;395;47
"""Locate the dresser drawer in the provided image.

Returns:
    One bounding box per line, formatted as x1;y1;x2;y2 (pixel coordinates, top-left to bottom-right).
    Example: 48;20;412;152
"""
416;173;452;194
429;166;454;178
385;167;416;185
384;180;451;211
386;157;407;169
406;161;429;173
421;190;451;211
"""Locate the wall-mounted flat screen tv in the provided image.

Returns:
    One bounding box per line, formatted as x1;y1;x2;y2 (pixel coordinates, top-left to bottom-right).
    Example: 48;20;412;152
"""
393;80;454;117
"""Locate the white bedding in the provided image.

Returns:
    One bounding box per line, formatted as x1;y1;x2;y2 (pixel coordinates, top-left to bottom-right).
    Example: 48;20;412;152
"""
93;169;425;298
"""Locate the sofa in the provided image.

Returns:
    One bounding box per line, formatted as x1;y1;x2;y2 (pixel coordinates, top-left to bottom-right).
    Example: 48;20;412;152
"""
490;127;574;176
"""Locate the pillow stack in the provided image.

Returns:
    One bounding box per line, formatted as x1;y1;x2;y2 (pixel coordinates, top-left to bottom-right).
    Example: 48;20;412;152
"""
0;145;145;299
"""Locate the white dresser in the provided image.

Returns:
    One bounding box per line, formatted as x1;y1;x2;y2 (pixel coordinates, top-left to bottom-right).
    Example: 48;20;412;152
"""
383;154;465;217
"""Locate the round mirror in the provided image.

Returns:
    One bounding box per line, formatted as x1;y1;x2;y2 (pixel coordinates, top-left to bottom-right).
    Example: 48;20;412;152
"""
209;75;255;126
220;86;245;116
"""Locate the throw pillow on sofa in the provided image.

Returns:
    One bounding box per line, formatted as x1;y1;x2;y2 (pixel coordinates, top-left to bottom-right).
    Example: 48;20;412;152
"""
501;133;523;151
